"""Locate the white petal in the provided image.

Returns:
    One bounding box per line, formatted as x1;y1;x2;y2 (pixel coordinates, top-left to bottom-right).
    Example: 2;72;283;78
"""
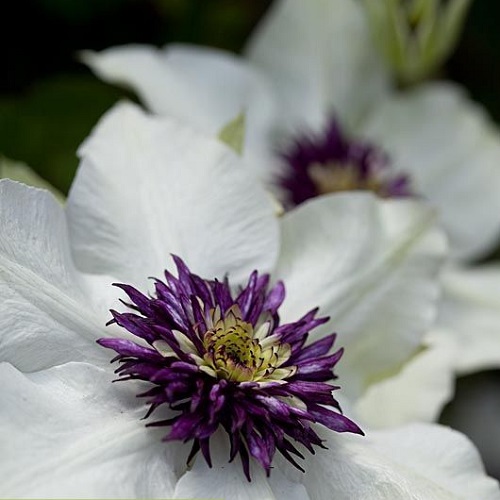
82;44;277;160
173;431;309;500
0;180;108;371
361;82;500;261
366;425;500;500
0;362;180;499
67;102;279;288
276;424;499;499
245;0;389;132
437;264;500;373
274;193;446;397
355;332;456;428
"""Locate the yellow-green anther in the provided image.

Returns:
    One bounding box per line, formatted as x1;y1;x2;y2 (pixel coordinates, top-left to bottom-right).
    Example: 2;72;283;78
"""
200;305;294;383
362;0;473;86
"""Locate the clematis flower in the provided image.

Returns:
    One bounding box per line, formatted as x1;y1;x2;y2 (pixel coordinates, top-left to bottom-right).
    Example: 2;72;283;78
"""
84;0;500;262
1;103;498;498
83;0;500;431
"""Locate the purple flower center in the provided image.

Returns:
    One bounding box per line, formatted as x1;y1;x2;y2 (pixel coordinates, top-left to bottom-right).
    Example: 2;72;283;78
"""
279;118;413;208
98;256;363;480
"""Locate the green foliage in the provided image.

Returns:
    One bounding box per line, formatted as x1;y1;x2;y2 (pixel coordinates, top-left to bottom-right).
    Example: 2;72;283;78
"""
0;75;127;194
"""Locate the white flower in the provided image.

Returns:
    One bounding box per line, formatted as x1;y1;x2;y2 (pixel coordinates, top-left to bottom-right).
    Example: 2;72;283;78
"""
84;0;500;262
83;0;500;430
1;103;498;498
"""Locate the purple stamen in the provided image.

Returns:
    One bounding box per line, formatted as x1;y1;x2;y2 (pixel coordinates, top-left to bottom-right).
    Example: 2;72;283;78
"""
98;256;363;480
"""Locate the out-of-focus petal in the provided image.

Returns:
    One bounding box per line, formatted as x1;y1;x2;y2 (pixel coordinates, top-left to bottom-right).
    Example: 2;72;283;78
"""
246;0;389;132
361;82;500;261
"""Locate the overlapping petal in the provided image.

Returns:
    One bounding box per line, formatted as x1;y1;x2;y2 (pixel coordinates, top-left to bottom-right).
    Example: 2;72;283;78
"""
436;265;500;373
0;157;64;202
67;102;279;288
361;83;500;260
83;44;277;171
355;332;456;428
0;180;108;371
0;362;181;499
300;424;499;500
274;193;447;396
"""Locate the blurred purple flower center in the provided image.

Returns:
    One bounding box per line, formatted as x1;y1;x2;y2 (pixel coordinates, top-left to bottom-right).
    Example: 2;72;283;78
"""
279;118;412;208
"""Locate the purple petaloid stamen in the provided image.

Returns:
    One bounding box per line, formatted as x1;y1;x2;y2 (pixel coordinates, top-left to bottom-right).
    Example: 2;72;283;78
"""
279;117;413;208
98;256;363;480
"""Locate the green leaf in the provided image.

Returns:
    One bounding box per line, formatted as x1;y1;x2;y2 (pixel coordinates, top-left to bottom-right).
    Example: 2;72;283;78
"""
217;112;246;155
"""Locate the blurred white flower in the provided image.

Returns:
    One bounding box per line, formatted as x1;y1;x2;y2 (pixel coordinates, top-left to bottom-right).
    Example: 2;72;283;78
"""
84;0;500;262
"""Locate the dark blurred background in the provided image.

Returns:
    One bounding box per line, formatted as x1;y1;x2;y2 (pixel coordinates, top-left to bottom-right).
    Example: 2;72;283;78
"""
0;0;271;192
1;0;500;480
2;0;500;194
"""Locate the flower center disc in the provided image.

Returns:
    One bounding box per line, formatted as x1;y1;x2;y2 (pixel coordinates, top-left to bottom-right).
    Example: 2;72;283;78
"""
308;161;385;196
201;306;293;383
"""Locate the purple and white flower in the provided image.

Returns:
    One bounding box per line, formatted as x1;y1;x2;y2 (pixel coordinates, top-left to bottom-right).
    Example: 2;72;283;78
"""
83;0;500;432
98;257;362;480
2;103;498;498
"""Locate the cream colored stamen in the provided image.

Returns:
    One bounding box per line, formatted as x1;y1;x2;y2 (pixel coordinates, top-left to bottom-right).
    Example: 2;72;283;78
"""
308;162;384;195
196;305;295;383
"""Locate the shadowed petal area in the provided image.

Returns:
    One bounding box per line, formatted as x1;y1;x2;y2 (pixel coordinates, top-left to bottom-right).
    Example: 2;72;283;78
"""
0;180;109;372
67;102;279;288
245;0;389;132
274;193;446;397
361;82;500;261
0;362;181;499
